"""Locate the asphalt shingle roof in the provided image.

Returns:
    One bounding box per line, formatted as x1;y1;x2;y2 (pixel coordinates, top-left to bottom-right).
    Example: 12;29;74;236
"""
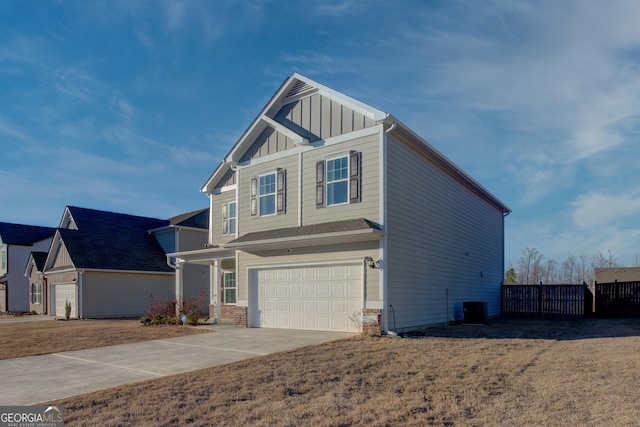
30;252;48;271
228;218;380;244
0;222;56;246
169;208;209;229
59;207;173;272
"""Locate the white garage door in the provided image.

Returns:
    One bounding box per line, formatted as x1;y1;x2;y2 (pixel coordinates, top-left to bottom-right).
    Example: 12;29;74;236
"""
54;283;77;318
254;264;362;332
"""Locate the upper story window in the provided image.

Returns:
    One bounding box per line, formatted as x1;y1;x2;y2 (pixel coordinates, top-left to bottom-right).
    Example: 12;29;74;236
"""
222;201;237;235
259;173;276;216
1;250;6;271
316;152;361;208
251;170;286;217
326;156;349;206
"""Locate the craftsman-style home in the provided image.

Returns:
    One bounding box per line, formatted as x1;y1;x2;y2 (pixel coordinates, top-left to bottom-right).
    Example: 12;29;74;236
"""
171;73;511;333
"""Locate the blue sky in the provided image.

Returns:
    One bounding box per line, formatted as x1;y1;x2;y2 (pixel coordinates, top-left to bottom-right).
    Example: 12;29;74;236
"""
1;0;639;268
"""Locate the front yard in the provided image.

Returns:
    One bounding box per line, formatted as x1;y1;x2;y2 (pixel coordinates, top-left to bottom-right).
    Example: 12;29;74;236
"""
46;318;640;426
0;319;207;360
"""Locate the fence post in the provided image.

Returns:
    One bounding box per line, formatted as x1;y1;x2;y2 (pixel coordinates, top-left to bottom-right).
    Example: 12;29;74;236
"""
500;282;504;317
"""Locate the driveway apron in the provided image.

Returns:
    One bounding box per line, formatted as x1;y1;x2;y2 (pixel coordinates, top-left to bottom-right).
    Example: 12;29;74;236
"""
0;325;354;405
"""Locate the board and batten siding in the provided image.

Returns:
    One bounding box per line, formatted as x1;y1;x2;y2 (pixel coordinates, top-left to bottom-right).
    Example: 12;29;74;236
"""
240;127;296;162
81;271;173;318
237;241;381;305
301;131;381;226
52;243;73;269
238;155;300;235
275;93;377;142
385;134;505;330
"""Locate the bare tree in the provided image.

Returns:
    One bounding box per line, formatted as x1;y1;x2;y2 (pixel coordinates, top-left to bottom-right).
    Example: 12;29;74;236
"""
518;247;545;284
592;250;618;269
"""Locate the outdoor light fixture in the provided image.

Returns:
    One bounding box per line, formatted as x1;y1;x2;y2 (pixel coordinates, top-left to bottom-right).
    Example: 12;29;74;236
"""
366;257;380;269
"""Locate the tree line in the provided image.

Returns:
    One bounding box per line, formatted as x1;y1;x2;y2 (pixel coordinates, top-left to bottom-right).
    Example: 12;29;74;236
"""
505;247;640;285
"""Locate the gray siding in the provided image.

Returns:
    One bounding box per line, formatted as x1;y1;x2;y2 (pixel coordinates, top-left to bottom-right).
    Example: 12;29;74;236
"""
301;132;381;226
238;155;300;235
82;271;174;318
275;94;376;141
154;230;175;254
183;263;210;303
210;189;238;245
386;134;505;330
240;127;295;162
178;229;207;251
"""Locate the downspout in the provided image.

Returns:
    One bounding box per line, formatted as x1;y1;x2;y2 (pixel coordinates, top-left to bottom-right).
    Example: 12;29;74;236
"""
382;120;396;334
78;270;84;319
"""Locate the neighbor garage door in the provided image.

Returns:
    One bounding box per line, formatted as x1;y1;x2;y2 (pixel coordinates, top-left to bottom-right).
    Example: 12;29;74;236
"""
253;264;362;332
54;283;77;318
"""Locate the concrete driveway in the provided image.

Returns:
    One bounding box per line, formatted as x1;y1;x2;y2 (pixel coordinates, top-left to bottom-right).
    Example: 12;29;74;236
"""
0;324;355;405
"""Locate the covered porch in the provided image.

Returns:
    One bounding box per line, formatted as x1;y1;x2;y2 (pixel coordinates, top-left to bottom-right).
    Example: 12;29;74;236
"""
169;246;237;324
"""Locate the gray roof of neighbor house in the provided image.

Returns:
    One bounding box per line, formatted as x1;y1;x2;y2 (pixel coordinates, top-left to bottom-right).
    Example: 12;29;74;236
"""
168;208;209;229
228;218;381;244
0;222;56;246
56;206;173;272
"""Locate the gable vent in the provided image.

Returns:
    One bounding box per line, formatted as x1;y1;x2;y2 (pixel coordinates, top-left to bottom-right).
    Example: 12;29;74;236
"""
284;80;314;99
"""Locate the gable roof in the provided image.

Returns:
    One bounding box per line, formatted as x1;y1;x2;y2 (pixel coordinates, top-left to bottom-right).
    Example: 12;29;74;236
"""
30;252;48;271
168;208;209;229
200;73;510;214
0;222;56;246
48;206;173;273
201;73;387;193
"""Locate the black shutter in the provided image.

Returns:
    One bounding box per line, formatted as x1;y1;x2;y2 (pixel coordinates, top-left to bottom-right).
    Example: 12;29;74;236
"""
277;169;286;214
349;151;361;203
250;178;257;216
316;160;325;208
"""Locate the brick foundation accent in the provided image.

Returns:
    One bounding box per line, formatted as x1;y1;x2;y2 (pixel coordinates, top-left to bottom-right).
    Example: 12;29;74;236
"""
221;305;248;327
362;309;383;336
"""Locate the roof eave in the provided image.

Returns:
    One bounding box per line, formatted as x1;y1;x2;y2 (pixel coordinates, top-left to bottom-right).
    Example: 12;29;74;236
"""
224;228;385;252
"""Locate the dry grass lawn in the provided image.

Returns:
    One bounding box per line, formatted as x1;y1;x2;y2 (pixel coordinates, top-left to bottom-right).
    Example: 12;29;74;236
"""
48;318;640;426
0;319;208;360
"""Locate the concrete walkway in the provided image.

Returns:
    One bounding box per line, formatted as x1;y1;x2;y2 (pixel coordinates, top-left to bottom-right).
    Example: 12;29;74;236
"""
0;314;55;324
0;325;355;405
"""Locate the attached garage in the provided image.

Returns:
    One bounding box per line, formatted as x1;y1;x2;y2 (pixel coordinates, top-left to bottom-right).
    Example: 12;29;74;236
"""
250;263;363;332
53;283;77;318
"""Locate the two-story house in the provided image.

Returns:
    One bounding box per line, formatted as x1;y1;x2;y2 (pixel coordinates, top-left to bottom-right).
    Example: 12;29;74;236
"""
171;73;511;333
0;222;56;313
42;206;209;318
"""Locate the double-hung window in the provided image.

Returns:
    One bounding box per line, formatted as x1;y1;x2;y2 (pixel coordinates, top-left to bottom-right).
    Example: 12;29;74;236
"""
316;152;361;208
223;272;236;304
259;173;276;216
251;170;285;217
31;282;41;305
326;156;349;206
223;201;236;235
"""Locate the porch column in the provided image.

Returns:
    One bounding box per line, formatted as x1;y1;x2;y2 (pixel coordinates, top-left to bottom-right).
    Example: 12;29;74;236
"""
175;260;184;315
211;260;220;323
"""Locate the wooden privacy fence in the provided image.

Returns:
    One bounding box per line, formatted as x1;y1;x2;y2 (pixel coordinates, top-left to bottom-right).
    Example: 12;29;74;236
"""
501;283;592;320
595;281;640;318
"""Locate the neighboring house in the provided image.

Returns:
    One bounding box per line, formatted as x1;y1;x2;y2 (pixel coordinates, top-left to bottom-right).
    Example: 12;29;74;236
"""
0;222;56;312
43;206;208;318
150;208;210;303
25;252;48;314
594;267;640;283
171;73;511;333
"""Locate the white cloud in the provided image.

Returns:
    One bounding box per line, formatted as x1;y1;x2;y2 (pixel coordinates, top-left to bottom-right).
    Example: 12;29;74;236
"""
571;189;640;229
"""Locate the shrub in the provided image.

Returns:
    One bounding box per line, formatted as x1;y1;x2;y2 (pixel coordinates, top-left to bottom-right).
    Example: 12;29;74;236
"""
181;292;209;325
64;300;72;320
146;296;177;319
